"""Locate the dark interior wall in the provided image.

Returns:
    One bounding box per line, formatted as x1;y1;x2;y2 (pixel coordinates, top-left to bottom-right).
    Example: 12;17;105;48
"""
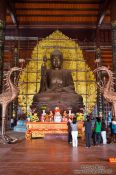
4;27;112;70
5;27;96;42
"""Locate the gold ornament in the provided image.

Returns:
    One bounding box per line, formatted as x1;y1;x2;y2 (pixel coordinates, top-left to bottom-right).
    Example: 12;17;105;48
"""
18;30;97;114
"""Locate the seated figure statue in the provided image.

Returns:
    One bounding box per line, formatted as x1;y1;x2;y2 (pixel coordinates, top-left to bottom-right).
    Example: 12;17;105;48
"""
31;49;83;113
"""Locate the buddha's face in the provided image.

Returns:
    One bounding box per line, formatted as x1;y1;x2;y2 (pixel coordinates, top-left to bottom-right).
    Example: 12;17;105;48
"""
51;55;63;69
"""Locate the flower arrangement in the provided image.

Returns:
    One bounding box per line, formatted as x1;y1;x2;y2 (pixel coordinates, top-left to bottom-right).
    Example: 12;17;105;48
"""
30;113;39;122
27;112;39;122
76;112;84;121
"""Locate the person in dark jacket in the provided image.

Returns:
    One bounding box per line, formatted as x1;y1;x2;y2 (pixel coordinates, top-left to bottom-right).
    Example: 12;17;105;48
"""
109;118;114;143
84;116;92;148
67;118;72;143
111;119;116;143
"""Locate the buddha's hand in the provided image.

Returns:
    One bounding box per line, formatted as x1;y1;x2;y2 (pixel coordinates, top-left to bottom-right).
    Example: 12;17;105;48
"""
62;85;75;92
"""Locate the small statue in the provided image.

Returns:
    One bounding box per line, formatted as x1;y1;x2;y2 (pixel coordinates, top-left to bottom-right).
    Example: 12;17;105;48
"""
48;110;54;122
41;115;45;122
39;56;48;92
54;107;62;122
44;114;49;122
62;111;68;122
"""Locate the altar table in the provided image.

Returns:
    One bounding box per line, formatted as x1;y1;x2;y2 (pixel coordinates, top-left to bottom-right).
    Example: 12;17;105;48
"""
25;121;84;140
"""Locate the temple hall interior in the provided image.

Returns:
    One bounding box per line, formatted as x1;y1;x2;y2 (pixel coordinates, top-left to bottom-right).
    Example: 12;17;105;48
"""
0;0;116;175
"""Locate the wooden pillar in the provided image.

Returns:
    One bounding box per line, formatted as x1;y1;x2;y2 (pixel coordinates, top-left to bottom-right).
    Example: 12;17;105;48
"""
110;0;116;89
0;0;6;93
0;0;6;119
12;46;19;122
96;29;104;117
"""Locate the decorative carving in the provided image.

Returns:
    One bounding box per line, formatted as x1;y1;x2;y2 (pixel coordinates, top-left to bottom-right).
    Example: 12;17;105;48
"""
0;67;22;144
94;66;116;119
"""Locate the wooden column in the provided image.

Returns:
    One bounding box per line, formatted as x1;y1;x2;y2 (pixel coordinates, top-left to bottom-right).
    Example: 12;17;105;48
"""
12;46;19;122
0;0;6;93
110;0;116;88
96;29;104;117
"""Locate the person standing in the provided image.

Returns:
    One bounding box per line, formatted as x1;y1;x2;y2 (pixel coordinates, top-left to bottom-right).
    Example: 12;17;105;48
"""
71;117;78;147
95;117;101;145
10;117;14;129
101;119;107;144
67;117;72;144
92;118;96;146
111;119;116;143
84;116;92;148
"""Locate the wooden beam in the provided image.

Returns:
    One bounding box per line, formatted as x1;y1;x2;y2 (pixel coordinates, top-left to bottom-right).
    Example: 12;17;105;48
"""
15;0;101;4
6;23;111;29
97;0;111;27
16;14;99;17
6;0;18;27
16;8;99;11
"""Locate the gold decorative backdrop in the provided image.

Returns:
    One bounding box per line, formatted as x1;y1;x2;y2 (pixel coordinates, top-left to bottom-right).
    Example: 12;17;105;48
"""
18;30;97;114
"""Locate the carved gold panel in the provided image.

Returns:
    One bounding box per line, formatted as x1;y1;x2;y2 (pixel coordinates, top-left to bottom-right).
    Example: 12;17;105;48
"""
18;30;97;114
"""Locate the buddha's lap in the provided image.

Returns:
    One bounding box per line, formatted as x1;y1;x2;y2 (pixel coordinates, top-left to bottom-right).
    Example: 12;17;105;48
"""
35;92;82;102
32;92;83;112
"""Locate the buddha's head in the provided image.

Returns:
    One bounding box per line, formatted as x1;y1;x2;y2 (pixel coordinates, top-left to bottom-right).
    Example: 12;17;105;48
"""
50;49;63;69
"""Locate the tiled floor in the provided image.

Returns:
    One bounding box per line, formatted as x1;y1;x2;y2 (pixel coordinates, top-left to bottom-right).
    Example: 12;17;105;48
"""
0;132;116;175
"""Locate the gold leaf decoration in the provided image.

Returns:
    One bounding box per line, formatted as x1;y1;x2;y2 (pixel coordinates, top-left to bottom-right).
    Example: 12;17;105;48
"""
18;30;97;114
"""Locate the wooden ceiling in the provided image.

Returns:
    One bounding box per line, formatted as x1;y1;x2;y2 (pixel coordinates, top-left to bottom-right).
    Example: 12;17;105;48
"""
4;0;112;70
6;0;111;28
